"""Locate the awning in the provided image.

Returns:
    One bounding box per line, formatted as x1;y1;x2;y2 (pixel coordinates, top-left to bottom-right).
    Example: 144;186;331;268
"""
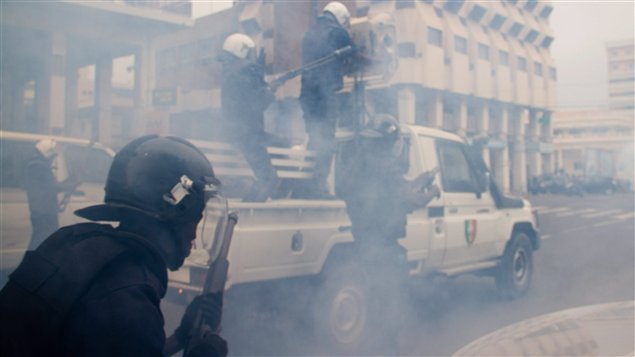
525;43;541;62
521;11;541;42
444;12;469;38
538;47;555;67
419;3;444;29
508;38;527;57
483;0;508;28
504;4;526;34
468;22;490;45
489;30;510;52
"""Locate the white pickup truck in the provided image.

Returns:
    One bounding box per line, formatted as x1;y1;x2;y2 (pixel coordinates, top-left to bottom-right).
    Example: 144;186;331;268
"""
168;124;540;352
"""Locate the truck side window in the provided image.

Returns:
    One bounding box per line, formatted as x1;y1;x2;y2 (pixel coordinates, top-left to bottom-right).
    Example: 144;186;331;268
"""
62;145;112;185
437;141;477;193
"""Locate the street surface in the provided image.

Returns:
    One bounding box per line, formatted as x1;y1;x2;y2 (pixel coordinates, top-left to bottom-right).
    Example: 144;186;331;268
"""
161;193;634;355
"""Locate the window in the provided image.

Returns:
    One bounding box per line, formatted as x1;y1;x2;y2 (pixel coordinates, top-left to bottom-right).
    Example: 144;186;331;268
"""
541;36;553;49
508;23;523;37
525;30;539;43
490;14;505;30
499;50;510;66
455;36;468;54
478;43;490;60
437;141;477;193
524;0;538;11
549;67;557;80
468;5;486;22
534;63;543;76
517;57;527;71
444;0;464;13
428;27;443;47
540;5;553;19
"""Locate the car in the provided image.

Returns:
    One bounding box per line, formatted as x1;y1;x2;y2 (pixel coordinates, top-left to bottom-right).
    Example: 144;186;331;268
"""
0;130;114;272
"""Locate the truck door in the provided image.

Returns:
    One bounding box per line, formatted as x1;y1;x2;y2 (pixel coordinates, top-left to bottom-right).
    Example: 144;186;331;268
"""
400;134;444;270
436;140;499;268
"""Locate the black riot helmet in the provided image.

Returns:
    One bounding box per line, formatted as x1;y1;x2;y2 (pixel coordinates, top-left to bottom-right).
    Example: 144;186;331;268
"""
75;135;220;224
359;114;400;142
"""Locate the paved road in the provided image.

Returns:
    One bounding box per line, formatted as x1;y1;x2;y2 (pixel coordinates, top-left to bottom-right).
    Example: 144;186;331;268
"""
163;193;634;356
400;193;635;355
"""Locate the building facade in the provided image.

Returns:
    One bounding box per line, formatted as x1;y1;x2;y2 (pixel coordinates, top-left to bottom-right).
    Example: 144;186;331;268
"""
151;0;557;193
0;0;558;193
606;39;635;112
0;1;192;147
552;110;634;183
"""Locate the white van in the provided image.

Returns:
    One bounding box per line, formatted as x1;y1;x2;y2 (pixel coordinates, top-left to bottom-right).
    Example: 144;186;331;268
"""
0;131;115;271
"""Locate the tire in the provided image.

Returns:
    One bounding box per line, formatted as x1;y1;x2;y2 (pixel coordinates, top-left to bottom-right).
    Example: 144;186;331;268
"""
496;232;533;300
311;262;371;355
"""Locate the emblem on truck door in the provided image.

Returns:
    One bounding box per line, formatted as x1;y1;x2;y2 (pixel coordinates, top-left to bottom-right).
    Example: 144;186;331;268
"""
464;219;477;246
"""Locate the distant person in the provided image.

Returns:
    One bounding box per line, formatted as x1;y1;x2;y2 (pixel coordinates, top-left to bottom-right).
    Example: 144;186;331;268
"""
298;1;355;199
340;114;440;354
220;33;278;202
24;139;78;250
0;135;228;356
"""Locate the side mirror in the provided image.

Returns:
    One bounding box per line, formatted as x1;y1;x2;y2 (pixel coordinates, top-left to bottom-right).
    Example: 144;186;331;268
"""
475;171;490;199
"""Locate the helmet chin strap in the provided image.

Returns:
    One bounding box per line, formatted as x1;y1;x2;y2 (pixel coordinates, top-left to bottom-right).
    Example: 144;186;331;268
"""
164;223;189;271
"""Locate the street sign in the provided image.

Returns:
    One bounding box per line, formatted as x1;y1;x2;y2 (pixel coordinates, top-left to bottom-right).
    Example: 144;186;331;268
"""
152;87;178;107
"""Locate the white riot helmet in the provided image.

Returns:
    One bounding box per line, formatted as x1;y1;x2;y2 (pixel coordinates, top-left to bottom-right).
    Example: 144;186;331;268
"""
35;139;57;159
323;1;350;27
222;33;256;60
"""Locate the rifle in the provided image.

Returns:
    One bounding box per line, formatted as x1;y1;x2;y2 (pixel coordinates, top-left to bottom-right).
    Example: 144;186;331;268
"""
269;45;354;91
182;211;239;357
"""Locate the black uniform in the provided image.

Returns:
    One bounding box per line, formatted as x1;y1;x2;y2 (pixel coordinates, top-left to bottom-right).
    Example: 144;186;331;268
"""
343;144;415;269
23;149;68;250
299;12;354;197
0;223;167;356
341;139;437;353
222;60;277;201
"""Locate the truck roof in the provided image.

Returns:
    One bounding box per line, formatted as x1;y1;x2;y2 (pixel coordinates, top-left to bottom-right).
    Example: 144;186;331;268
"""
403;124;465;143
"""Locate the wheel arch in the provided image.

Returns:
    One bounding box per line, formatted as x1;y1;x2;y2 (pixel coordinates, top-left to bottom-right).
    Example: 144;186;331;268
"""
511;222;540;250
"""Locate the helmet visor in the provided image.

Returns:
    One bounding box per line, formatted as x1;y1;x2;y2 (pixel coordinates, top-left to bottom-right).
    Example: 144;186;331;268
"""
187;195;230;266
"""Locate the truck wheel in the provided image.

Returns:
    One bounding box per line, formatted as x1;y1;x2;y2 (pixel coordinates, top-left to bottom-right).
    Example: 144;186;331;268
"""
312;263;370;354
496;232;533;299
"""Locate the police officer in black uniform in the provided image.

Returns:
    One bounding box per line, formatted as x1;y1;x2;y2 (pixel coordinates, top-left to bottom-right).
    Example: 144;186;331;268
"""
220;33;278;202
299;1;355;199
24;139;79;250
0;135;228;356
340;114;440;353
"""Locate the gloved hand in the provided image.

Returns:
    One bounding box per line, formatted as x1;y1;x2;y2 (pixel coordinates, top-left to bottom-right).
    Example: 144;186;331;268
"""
426;184;441;199
174;292;224;348
186;328;228;357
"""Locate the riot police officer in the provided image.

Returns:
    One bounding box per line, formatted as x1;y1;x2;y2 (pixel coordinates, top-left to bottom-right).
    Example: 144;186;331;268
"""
0;135;228;356
220;33;278;202
24;139;79;250
340;114;440;353
298;1;355;199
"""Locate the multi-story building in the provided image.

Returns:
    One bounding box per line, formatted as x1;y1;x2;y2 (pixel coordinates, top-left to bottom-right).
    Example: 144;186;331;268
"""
552;110;634;183
0;0;558;193
607;39;635;112
152;0;557;193
0;1;192;145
